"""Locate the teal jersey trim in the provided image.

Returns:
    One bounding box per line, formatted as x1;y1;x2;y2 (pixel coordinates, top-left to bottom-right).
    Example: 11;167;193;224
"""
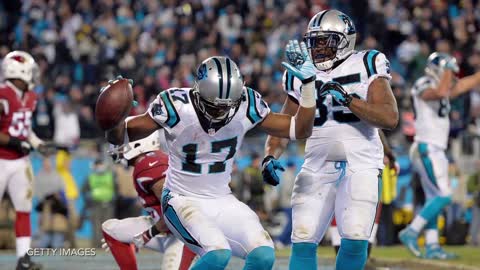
246;87;262;124
418;143;438;187
363;50;380;78
161;189;200;247
160;92;180;128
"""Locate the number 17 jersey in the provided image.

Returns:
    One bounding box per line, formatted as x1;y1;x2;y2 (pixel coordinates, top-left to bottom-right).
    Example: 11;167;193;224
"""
284;50;391;172
148;87;269;198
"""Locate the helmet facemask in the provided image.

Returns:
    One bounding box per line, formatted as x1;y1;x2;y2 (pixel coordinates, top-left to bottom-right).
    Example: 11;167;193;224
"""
304;31;349;70
193;87;241;125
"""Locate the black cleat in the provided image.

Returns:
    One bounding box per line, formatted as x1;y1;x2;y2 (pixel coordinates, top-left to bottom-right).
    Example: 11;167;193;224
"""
16;254;42;270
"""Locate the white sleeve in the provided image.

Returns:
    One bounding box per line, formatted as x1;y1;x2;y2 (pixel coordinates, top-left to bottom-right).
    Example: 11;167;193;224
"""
245;87;270;127
282;70;301;104
364;50;392;85
147;91;180;129
411;77;436;96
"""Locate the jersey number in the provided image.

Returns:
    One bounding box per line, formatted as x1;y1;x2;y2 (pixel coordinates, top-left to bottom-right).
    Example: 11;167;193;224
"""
182;137;237;174
314;85;361;126
437;99;449;118
8;111;32;137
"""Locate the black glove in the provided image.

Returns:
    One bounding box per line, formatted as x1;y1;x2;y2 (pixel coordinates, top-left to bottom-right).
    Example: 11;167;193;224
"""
319;81;353;106
7;137;32;155
37;142;58;156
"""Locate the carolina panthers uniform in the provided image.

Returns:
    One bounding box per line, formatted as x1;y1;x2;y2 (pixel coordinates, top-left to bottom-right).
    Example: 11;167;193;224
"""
147;87;274;257
410;75;451;198
283;50;390;243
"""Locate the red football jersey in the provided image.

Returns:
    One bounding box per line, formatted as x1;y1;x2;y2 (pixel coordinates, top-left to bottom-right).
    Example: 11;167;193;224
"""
0;82;37;159
133;150;169;222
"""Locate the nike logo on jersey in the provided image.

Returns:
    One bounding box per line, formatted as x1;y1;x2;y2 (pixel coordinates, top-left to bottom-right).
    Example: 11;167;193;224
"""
149;161;158;167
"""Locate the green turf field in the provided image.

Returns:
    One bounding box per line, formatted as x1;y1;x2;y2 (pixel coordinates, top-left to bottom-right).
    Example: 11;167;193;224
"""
0;245;477;269
276;246;480;270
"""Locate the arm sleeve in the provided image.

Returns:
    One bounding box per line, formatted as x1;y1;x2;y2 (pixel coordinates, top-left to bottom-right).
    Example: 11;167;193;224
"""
147;91;180;130
411;77;436;96
245;87;271;127
363;50;392;85
282;70;301;103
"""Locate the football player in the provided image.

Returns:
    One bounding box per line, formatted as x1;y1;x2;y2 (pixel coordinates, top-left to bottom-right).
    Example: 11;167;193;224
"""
104;53;317;270
399;52;480;259
330;130;397;257
263;10;398;270
101;130;195;270
0;51;49;270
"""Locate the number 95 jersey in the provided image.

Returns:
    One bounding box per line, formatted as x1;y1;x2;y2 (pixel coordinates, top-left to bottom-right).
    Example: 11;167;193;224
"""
148;87;269;198
284;50;391;172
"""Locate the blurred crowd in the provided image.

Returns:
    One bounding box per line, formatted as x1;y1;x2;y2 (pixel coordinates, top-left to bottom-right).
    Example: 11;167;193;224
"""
0;0;480;248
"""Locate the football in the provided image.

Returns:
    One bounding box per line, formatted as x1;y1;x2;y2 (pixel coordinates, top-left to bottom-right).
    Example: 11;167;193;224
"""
95;78;133;130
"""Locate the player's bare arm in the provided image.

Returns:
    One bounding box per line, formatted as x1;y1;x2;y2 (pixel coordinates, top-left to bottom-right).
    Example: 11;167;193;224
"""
264;97;298;158
347;77;399;129
259;105;315;140
259;40;317;140
450;70;480;98
106;113;161;145
419;70;454;100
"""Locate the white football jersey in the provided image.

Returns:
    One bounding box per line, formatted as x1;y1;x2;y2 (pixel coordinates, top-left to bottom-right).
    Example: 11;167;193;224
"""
284;50;391;172
148;87;270;198
411;75;450;149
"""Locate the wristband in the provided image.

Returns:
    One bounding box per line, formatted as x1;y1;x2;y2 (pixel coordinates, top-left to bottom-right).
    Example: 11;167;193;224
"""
289;117;296;140
300;81;316;108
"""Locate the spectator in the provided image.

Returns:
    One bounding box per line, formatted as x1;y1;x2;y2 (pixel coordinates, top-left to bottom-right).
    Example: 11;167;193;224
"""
82;158;115;248
112;163;141;219
53;95;80;148
242;153;267;221
467;160;480;246
275;160;296;247
55;149;79;248
34;158;67;248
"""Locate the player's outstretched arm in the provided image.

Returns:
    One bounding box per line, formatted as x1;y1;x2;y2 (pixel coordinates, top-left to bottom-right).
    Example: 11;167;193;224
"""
347;78;399;129
264;97;299;158
106;113;161;145
260;40;316;139
451;71;480;98
420;70;454;100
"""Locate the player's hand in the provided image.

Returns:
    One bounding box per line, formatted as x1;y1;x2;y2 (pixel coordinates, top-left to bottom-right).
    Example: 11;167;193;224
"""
282;40;316;84
37;142;58;156
101;238;110;253
132;229;161;249
101;75;138;107
319;81;353;107
262;155;285;186
444;56;459;73
7;137;32;155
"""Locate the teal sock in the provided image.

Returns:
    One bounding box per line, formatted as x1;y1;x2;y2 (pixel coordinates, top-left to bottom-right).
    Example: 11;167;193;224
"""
288;242;317;270
335;239;368;270
243;246;275;270
191;249;231;270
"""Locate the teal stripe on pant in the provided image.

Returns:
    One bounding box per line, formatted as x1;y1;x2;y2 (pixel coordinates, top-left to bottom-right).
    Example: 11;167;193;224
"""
417;143;438;187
